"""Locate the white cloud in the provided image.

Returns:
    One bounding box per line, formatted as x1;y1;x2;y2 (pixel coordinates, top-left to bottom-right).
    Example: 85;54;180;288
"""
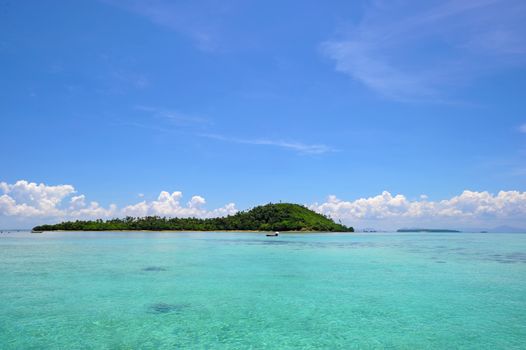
322;0;526;101
70;195;86;209
121;191;237;218
310;190;526;229
0;180;237;226
0;180;75;217
519;123;526;133
120;201;149;217
2;180;525;230
188;195;206;208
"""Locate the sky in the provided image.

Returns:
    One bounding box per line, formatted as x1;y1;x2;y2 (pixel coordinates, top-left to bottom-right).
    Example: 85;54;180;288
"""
1;0;526;230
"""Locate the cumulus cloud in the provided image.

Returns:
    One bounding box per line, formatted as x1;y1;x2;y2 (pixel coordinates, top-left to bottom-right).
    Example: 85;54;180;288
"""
310;190;526;230
2;180;525;230
0;180;238;225
0;180;75;217
121;191;237;218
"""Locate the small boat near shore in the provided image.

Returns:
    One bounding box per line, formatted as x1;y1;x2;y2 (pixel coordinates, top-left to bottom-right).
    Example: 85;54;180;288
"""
266;232;279;237
31;230;44;234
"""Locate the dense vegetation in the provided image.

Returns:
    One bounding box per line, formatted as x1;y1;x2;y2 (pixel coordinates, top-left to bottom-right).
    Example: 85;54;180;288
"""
33;203;354;232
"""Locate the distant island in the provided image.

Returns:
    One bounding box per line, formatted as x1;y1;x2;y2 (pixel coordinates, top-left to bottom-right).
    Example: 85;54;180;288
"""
397;228;461;233
33;203;354;232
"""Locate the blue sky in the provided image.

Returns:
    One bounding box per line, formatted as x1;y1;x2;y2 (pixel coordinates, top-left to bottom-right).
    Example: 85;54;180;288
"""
1;0;526;230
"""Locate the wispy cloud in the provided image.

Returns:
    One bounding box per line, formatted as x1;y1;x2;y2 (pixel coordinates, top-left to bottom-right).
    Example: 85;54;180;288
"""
135;106;210;126
121;107;335;155
112;70;150;89
101;0;226;52
322;0;526;102
201;133;336;155
519;123;526;133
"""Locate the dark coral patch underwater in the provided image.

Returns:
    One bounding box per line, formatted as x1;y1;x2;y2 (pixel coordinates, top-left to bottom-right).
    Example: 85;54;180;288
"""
142;266;167;272
148;303;191;314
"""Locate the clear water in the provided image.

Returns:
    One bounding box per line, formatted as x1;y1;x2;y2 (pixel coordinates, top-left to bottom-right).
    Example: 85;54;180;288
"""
1;231;525;349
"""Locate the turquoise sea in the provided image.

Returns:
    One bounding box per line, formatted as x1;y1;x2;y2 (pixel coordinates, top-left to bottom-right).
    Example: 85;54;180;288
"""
1;231;525;349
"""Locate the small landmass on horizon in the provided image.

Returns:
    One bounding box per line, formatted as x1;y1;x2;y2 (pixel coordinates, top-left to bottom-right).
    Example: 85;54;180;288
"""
32;203;354;232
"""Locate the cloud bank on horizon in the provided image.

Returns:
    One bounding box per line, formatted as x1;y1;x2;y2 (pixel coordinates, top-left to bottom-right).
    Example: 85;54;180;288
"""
0;181;237;226
1;180;525;230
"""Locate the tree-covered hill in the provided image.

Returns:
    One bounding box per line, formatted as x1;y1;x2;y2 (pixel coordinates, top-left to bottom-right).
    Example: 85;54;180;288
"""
33;203;353;232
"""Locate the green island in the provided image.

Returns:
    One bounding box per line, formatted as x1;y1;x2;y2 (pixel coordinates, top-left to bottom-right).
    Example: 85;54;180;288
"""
33;203;354;232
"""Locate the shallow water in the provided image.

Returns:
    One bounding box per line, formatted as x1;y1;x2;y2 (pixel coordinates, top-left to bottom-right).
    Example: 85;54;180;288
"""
1;231;525;349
